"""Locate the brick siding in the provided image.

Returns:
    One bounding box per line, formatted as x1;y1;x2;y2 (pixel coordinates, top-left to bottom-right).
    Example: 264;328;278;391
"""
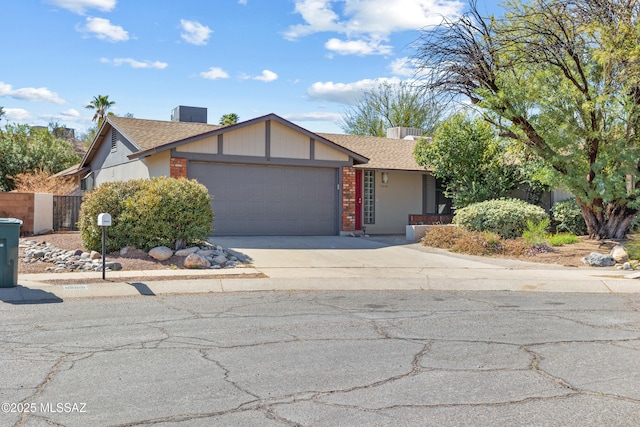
341;166;356;232
170;157;187;179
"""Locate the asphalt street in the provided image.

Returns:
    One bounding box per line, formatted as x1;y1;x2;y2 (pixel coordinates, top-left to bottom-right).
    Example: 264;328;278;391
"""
1;290;639;426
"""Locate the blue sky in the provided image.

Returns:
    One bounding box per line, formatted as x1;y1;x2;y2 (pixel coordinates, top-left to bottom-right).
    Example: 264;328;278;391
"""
1;0;502;137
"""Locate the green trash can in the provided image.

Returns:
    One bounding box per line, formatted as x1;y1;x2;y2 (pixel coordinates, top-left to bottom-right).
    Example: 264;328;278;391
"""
0;218;22;288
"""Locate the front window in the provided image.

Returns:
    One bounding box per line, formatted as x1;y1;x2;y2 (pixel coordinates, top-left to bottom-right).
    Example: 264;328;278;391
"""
364;170;375;224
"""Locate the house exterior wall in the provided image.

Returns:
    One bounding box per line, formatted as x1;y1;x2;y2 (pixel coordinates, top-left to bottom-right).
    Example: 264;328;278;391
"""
271;122;310;159
175;134;218;154
364;171;424;234
315;141;350;162
223;123;266;156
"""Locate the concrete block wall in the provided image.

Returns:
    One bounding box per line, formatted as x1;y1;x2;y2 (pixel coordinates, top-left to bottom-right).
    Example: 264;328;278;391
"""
0;192;54;235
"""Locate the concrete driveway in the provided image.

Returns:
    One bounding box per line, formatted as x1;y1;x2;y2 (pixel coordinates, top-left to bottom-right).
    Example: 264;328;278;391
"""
210;235;638;293
211;235;498;269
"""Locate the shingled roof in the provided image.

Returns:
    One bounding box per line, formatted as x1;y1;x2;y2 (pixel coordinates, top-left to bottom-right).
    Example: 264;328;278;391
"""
109;116;223;150
78;114;426;172
318;133;426;171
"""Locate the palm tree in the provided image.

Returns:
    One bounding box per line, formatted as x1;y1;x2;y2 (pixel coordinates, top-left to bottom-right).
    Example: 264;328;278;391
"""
86;95;115;125
219;113;239;126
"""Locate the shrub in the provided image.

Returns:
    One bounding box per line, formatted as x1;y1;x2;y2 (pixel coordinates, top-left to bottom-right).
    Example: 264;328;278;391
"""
551;198;587;236
79;177;213;252
547;233;580;246
522;218;550;246
421;226;468;248
79;180;143;252
453;198;549;239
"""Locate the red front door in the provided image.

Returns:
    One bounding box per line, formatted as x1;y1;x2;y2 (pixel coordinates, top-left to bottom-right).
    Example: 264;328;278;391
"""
355;169;363;230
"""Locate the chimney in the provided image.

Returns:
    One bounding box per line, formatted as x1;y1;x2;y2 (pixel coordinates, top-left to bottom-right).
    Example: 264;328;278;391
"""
386;127;424;140
171;106;207;123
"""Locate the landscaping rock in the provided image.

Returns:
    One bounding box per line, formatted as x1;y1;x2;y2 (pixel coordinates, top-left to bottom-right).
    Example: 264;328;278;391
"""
582;252;616;267
610;245;629;263
105;261;123;271
184;253;211;269
149;246;173;261
175;247;200;257
214;255;228;265
120;246;147;258
90;250;102;260
20;238;242;273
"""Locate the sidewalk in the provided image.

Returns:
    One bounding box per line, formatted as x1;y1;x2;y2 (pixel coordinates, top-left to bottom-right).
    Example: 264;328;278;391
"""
2;262;638;303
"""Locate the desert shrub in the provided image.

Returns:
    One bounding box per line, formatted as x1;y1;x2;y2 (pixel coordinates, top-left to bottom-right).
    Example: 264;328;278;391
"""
421;226;468;248
453;198;549;239
551;198;587;236
79;177;213;252
451;230;504;255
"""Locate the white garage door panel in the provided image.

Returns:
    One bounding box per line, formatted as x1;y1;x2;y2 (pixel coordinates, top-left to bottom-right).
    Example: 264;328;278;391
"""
189;163;338;236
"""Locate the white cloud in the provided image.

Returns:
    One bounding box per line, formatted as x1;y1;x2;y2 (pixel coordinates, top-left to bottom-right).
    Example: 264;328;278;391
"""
4;108;31;122
79;17;129;42
307;78;401;105
238;0;248;4
199;67;229;80
180;19;212;45
60;108;81;118
325;37;392;56
389;57;418;77
0;82;65;104
283;112;342;122
253;70;278;82
286;0;463;56
45;0;116;15
101;57;168;69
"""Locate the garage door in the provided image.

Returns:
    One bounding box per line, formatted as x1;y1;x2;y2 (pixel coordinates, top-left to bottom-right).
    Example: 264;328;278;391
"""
189;163;338;236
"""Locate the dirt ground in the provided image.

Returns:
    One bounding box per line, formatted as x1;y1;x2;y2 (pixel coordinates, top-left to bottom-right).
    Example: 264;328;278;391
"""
18;231;627;275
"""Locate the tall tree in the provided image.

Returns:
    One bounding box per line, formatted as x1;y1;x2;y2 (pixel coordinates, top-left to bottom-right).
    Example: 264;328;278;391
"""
219;113;239;126
340;81;444;137
414;113;521;208
85;95;115;125
414;0;640;239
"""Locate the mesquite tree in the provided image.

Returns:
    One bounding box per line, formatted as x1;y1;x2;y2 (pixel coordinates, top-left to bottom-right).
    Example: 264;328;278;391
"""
414;0;640;239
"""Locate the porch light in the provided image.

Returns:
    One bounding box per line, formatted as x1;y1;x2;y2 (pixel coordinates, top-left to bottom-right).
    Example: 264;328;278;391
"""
381;172;389;184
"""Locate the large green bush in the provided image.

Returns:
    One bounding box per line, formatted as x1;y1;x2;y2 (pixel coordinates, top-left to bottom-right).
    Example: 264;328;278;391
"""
79;177;213;252
453;198;549;239
551;198;587;236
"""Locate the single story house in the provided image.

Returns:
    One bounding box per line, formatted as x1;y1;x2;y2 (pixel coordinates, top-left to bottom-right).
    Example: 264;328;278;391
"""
63;107;450;236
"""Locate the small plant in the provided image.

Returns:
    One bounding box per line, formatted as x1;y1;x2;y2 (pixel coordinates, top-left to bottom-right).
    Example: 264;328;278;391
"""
547;233;580;246
522;218;550;246
421;226;468;248
626;234;640;260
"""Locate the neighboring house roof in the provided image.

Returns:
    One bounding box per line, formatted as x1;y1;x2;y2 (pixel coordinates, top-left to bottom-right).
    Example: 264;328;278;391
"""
54;163;90;178
319;133;427;172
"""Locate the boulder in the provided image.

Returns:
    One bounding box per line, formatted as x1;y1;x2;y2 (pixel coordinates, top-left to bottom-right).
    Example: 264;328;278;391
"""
610;245;629;263
184;253;211;269
149;246;174;261
120;246;147;258
175;247;200;257
104;261;123;271
90;250;102;260
213;255;228;265
582;252;616;267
